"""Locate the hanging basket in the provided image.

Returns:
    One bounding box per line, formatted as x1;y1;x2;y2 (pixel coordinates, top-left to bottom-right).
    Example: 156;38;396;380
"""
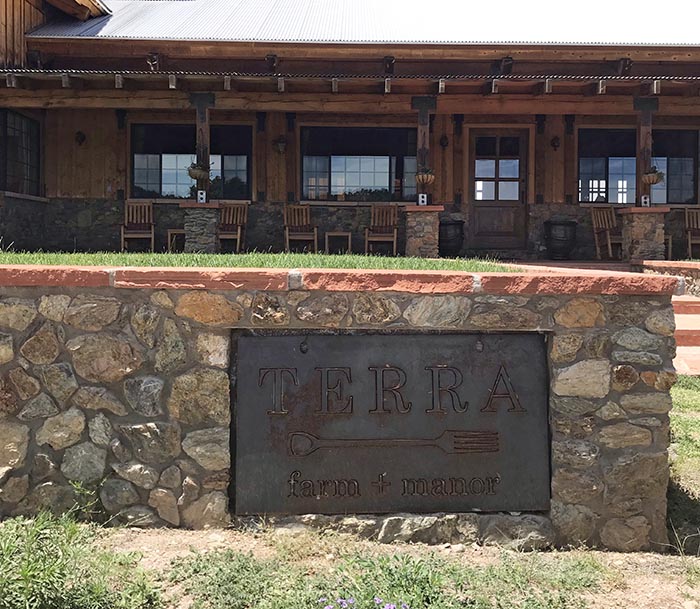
415;172;436;186
188;164;210;181
641;171;664;185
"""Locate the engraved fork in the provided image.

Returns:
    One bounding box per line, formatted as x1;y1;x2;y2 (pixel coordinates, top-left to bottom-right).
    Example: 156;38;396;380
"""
288;430;499;457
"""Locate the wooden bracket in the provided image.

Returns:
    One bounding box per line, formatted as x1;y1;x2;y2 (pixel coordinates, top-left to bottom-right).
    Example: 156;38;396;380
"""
383;56;395;74
286;112;296;132
536;114;546;135
115;109;127;130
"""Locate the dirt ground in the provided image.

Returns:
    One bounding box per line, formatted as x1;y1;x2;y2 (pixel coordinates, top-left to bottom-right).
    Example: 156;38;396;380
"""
101;527;700;609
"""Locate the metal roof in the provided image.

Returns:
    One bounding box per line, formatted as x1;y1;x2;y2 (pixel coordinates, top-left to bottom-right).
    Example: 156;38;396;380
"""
27;0;700;47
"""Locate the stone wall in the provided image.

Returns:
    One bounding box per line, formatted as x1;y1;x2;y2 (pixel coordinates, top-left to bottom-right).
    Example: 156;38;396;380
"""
639;261;700;296
3;196;694;259
0;266;680;551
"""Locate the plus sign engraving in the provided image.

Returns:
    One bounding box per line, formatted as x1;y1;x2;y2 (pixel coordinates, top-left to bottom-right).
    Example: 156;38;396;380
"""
234;334;549;515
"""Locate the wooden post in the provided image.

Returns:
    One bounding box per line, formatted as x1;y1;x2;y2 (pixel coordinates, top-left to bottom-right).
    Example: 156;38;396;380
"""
412;96;437;174
191;93;214;200
184;93;219;253
634;96;658;205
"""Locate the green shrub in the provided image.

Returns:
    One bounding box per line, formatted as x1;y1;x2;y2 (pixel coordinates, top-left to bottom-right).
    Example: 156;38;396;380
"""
0;512;160;609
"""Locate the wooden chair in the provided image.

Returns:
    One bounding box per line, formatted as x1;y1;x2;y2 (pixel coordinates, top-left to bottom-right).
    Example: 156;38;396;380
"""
686;208;700;259
365;204;398;255
219;203;248;253
590;206;622;260
284;204;318;252
121;201;154;252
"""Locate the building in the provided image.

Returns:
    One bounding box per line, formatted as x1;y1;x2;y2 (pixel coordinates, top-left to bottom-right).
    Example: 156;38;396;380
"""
2;0;700;257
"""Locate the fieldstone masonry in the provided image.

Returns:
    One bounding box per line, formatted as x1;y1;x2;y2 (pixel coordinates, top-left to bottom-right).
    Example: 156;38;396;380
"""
0;266;680;551
619;207;670;261
404;206;442;258
184;207;220;253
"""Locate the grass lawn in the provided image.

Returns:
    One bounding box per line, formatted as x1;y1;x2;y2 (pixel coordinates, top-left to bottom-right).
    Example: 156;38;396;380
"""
669;375;700;553
0;251;514;272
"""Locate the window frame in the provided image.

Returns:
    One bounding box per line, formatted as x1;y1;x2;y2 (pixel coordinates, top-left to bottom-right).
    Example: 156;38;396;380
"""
298;124;419;205
0;109;42;198
576;125;700;206
127;120;255;203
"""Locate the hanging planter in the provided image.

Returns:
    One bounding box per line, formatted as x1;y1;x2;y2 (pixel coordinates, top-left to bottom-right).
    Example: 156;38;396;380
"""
415;170;436;186
188;162;210;181
642;167;665;185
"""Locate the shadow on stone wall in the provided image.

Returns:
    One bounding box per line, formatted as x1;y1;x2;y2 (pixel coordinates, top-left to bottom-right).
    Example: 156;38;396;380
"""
667;479;700;555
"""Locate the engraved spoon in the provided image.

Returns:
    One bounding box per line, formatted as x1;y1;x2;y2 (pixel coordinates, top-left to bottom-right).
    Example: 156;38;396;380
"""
288;430;499;457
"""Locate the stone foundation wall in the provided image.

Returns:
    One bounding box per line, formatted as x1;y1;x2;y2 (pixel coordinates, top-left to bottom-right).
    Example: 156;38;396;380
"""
3;196;693;260
0;266;679;550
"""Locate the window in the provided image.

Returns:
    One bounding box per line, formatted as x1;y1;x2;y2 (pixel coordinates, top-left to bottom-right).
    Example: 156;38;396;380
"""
300;127;417;202
473;136;522;202
131;124;252;199
578;129;637;204
578;128;699;205
649;130;697;204
0;110;41;196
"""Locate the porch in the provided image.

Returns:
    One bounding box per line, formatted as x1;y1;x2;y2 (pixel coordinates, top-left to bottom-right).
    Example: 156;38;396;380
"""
2;70;700;259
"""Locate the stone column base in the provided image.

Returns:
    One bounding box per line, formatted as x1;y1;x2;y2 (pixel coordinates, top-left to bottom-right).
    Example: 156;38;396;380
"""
183;207;220;254
404;205;444;258
618;206;670;261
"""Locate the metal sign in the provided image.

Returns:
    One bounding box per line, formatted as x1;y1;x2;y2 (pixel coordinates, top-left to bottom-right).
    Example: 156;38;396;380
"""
233;333;550;515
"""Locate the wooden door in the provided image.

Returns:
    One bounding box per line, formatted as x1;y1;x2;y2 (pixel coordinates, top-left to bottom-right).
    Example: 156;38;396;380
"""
469;131;528;249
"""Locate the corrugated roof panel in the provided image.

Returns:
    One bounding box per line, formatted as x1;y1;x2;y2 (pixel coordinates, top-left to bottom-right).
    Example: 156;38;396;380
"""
27;0;700;46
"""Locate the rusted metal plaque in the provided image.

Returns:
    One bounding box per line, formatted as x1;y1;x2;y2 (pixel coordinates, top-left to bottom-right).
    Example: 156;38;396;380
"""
233;333;549;515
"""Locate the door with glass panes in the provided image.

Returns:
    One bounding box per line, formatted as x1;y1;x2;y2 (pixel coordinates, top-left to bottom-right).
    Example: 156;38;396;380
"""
469;131;528;249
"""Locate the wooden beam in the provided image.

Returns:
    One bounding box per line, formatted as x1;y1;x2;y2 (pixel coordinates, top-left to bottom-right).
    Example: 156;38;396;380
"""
27;36;700;64
8;89;700;116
